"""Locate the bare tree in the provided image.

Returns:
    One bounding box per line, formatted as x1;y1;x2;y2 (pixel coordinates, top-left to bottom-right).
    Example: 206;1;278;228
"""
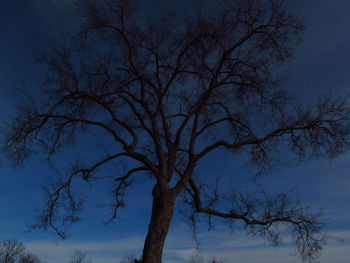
0;240;25;263
119;255;140;263
0;240;41;263
18;253;41;263
69;250;91;263
3;0;350;263
189;250;204;263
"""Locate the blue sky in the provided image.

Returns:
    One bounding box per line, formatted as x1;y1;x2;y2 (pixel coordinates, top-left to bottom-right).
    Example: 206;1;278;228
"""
1;0;350;262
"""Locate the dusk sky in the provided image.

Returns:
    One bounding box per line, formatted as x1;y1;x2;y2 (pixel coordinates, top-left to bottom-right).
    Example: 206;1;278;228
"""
1;1;350;263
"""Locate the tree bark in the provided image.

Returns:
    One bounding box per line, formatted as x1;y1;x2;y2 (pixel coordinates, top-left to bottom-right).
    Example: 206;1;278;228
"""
141;185;176;263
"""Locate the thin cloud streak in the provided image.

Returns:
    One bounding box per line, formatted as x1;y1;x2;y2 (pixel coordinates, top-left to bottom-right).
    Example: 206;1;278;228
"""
25;236;144;263
24;229;349;263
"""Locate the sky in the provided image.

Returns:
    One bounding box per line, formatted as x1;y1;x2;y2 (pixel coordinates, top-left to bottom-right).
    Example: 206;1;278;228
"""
1;0;350;262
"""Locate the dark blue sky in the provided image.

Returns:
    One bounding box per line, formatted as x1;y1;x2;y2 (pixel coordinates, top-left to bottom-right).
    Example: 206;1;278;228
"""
1;1;350;262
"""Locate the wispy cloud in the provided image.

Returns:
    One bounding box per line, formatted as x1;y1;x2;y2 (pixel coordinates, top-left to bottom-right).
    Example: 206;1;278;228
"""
25;236;144;263
163;228;350;263
20;224;349;263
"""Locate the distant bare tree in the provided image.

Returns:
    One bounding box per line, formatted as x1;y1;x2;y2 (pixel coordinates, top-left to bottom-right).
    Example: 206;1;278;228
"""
0;240;25;263
0;240;41;263
69;250;91;263
209;256;225;263
3;0;350;263
18;253;41;263
189;251;204;263
119;255;141;263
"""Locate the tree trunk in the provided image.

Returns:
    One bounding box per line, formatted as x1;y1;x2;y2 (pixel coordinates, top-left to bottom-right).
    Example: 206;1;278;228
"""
141;186;176;263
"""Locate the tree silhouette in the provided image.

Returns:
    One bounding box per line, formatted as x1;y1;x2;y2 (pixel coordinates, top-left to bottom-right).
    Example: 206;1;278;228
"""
0;240;41;263
3;0;350;262
0;240;25;263
18;253;41;263
119;255;141;263
69;250;91;263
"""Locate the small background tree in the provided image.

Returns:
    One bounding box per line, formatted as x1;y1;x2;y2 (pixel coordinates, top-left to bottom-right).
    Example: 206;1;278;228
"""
69;250;91;263
18;253;41;263
0;240;25;263
119;254;141;263
189;250;204;263
0;240;41;263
